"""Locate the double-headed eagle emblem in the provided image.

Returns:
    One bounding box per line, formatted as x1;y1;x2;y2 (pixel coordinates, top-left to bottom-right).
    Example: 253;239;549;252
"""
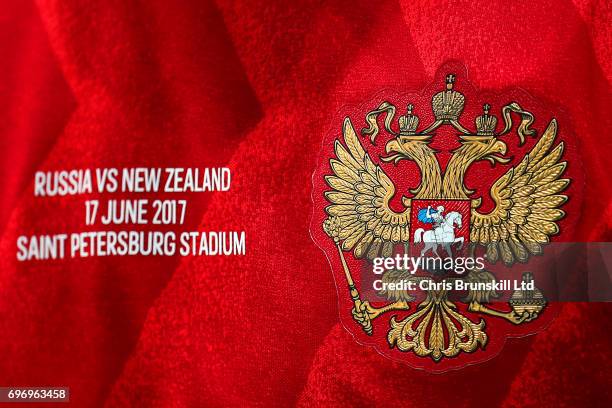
320;73;569;363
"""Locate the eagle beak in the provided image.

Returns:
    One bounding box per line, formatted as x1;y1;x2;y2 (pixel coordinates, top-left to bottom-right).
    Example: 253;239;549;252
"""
385;139;400;154
485;140;511;165
381;138;405;163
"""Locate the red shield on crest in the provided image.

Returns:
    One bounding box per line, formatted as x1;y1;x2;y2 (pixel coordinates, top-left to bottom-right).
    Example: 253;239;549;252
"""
410;199;470;258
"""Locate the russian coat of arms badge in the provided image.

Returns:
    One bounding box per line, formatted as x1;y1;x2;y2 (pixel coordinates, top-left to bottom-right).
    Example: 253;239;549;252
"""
311;62;581;370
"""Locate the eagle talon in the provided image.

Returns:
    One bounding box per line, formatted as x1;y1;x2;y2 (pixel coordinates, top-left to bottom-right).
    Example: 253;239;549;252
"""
506;311;529;324
468;301;539;325
351;303;373;335
353;300;409;322
515;310;539;323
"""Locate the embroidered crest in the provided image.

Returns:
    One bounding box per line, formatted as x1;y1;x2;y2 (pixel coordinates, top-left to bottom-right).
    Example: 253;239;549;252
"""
311;62;580;370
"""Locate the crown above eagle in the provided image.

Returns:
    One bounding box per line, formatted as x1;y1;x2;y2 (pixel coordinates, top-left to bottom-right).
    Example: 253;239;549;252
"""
432;74;465;121
362;73;536;142
399;104;420;135
475;103;498;135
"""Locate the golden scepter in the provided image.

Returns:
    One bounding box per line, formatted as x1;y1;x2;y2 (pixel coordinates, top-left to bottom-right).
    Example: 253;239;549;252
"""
323;216;372;335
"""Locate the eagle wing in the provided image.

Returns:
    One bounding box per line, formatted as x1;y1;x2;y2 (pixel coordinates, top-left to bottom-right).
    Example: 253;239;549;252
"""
325;118;411;260
471;119;569;265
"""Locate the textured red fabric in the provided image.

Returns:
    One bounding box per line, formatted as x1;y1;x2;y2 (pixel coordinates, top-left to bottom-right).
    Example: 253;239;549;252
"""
0;0;610;406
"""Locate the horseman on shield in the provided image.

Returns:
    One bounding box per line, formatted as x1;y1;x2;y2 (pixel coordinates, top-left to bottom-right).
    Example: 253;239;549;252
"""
415;205;464;257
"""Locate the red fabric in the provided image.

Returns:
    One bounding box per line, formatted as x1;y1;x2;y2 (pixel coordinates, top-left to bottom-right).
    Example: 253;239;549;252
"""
0;0;610;406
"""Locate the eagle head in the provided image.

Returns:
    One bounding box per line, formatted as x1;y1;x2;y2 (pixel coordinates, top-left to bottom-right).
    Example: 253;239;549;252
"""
381;136;433;164
456;136;510;165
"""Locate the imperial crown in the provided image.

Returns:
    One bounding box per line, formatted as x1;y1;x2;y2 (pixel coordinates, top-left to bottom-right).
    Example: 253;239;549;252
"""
398;104;419;135
432;74;465;121
475;104;497;135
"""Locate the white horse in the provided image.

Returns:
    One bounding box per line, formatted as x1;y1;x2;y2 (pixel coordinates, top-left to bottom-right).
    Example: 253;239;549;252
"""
414;211;464;257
